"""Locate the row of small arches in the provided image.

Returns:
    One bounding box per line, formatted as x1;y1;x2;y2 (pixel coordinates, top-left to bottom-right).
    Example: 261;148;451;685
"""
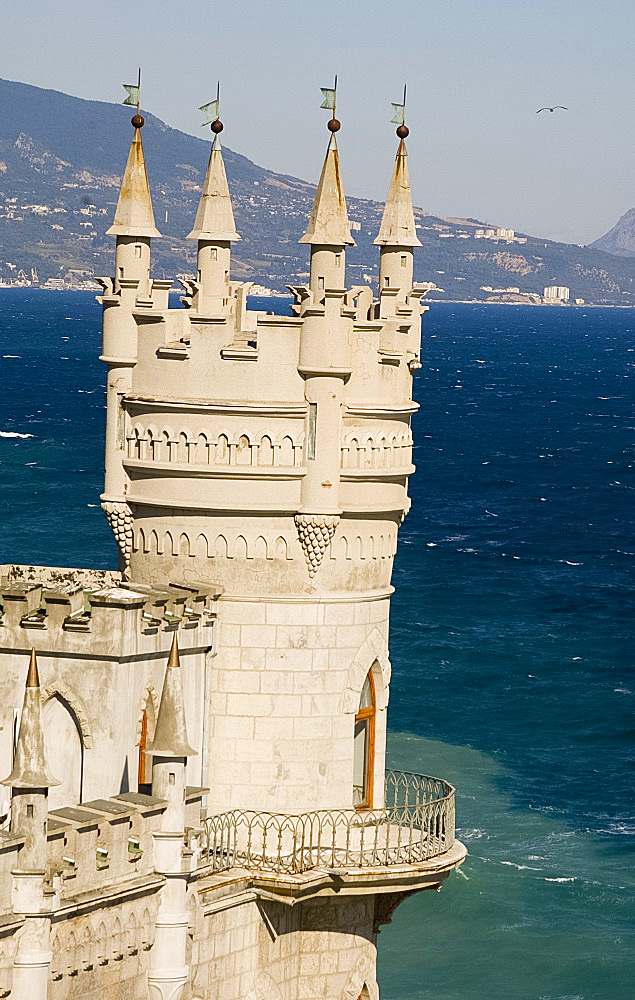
134;529;397;561
341;430;413;470
127;427;303;467
48;907;155;981
135;529;293;561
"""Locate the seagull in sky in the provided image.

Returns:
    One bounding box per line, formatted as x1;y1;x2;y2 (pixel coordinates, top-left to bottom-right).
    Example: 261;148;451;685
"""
536;106;568;113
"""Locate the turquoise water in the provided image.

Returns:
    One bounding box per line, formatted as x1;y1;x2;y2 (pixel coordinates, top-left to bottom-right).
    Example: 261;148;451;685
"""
0;291;633;998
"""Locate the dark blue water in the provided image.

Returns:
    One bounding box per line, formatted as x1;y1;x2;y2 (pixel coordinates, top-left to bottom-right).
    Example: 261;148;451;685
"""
1;291;633;999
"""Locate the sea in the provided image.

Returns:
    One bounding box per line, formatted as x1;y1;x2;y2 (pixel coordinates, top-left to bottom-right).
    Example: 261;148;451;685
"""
0;289;633;1000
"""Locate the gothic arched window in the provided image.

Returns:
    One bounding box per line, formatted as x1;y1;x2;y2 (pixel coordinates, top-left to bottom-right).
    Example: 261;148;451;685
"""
42;694;84;810
353;670;375;809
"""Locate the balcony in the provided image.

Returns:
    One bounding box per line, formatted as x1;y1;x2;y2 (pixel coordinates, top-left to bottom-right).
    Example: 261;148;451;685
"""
194;771;466;905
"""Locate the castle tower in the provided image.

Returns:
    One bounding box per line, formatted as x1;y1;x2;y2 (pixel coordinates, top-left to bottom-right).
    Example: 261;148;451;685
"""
113;96;431;819
98;106;169;574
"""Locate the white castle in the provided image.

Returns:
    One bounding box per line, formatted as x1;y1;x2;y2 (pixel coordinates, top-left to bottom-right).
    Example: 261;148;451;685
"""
0;99;466;1000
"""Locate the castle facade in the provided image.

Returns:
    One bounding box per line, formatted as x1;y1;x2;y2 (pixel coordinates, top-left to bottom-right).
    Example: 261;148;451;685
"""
0;98;465;1000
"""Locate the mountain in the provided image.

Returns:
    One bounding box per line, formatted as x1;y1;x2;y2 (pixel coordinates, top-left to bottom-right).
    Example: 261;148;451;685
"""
590;208;635;258
1;77;635;305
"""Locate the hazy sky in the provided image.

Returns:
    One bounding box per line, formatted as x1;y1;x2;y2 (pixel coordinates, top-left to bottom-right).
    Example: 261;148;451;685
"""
3;0;634;244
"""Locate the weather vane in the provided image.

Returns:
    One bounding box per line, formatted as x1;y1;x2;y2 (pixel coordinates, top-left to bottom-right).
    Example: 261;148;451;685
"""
390;85;409;138
320;75;340;133
199;82;223;137
122;68;144;128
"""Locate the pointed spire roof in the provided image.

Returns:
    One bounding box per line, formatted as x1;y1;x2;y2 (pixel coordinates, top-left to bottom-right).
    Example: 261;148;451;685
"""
187;135;240;242
299;135;355;246
106;127;161;238
146;635;196;758
374;139;422;248
2;650;59;789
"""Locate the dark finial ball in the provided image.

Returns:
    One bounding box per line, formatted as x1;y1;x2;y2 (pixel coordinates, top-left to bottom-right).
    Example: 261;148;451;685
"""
396;124;409;139
327;117;341;133
211;119;224;134
131;114;145;129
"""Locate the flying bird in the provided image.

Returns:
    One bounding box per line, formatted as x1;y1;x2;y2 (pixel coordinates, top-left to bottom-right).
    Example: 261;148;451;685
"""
536;106;568;113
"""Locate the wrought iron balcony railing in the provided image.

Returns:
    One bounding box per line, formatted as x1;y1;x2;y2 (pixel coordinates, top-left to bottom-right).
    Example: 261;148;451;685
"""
198;770;455;875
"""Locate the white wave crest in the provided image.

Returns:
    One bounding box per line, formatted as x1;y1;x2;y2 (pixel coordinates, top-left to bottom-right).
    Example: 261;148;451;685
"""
544;877;576;883
597;822;635;836
0;430;34;439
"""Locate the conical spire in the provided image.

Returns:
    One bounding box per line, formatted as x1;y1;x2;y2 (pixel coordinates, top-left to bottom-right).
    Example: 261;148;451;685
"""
374;139;422;248
2;650;59;788
187;135;240;242
299;135;355;246
146;635;196;758
106;127;161;238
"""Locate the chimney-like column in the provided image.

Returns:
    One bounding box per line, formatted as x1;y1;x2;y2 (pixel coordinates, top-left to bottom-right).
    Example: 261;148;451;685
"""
374;127;421;316
147;635;197;1000
2;651;59;1000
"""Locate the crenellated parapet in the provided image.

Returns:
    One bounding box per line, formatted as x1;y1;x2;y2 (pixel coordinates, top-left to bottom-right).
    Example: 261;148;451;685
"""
0;567;218;646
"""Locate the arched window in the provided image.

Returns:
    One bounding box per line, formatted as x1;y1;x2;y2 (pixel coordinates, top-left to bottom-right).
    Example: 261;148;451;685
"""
42;694;84;810
353;670;375;809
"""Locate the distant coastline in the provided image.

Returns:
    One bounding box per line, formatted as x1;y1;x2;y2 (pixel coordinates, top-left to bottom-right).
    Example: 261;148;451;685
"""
0;286;632;308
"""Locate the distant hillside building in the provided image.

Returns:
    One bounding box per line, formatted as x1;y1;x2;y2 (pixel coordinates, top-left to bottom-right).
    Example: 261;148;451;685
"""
543;285;570;302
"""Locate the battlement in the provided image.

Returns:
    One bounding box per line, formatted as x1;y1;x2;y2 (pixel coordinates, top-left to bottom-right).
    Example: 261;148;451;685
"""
0;565;219;649
0;787;202;916
117;287;427;409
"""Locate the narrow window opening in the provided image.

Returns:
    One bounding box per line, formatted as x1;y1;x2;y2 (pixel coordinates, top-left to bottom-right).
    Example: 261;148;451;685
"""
138;709;148;787
210;248;218;261
353;670;376;809
307;403;317;461
26;804;33;818
383;276;389;288
400;255;407;268
169;772;175;785
318;276;325;291
118;267;124;279
197;270;201;282
135;244;142;259
335;254;341;266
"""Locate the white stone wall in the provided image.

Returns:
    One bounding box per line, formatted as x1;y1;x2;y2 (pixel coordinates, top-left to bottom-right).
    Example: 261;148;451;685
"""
190;894;378;1000
207;597;390;814
4;887;378;1000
